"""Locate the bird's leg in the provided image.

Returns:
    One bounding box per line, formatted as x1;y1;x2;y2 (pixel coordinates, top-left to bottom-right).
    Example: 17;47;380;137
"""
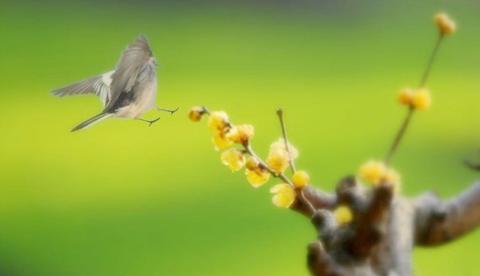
136;117;161;127
157;106;179;115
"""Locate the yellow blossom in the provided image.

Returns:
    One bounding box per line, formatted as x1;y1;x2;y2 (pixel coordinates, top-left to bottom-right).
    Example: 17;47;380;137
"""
188;106;206;122
226;124;255;145
412;88;432;111
266;138;298;174
384;168;402;193
434;12;456;35
221;149;246;172
334;205;353;226
359;160;387;185
208;111;230;132
212;133;233;151
358;160;402;192
246;168;271;188
398;88;414;106
270;183;296;208
246;156;260;171
292;170;310;189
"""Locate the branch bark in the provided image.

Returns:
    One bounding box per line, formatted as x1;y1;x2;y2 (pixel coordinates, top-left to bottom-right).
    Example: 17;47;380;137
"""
414;182;480;246
305;180;480;276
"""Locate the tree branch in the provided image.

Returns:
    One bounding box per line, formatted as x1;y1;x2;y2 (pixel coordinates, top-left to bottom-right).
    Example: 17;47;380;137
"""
414;181;480;246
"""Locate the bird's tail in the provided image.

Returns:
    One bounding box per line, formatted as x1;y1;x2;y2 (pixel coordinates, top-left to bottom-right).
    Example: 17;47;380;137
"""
71;112;113;132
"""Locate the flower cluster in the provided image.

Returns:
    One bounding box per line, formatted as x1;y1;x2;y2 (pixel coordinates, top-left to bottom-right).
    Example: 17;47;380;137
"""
188;107;313;208
187;11;457;233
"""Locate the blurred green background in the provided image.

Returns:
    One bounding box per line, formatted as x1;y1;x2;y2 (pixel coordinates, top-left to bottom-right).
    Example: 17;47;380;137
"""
0;0;479;275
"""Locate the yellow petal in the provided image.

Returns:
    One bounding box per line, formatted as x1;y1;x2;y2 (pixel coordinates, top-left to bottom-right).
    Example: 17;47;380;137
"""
384;168;401;193
359;160;386;185
270;184;295;208
269;138;299;159
266;151;289;174
226;124;255;144
221;149;246;172
246;168;270;188
208;111;229;131
212;133;233;151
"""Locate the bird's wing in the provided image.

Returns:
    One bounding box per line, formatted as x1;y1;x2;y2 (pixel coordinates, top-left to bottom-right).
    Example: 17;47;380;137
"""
51;71;114;106
106;35;154;110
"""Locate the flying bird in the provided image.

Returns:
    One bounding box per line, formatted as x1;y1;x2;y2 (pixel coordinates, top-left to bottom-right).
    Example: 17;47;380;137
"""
52;35;177;132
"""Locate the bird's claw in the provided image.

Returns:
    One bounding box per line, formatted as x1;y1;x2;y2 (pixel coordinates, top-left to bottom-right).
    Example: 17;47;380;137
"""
147;117;161;126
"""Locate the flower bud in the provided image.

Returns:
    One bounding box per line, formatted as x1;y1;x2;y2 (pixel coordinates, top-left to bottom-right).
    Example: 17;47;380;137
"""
188;106;206;122
292;170;310;189
333;205;353;226
398;88;414;106
412;88;431;111
434;12;456;35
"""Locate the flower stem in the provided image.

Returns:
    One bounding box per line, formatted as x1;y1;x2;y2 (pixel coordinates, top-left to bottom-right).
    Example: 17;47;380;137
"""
384;33;445;164
419;33;445;87
277;108;297;174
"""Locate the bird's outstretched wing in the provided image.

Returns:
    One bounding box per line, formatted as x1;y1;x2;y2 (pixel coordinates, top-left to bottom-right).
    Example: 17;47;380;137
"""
51;71;114;106
106;35;154;111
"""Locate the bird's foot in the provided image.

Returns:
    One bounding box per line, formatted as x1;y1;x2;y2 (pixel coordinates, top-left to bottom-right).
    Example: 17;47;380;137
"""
157;107;179;115
137;117;161;126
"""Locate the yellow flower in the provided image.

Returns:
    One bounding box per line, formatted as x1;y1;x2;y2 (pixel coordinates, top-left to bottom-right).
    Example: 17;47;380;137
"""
292;170;310;189
384;168;402;193
412;88;432;111
270;183;296;208
246;168;271;188
266;138;298;174
226;124;255;145
398;88;414;106
188;106;206;122
246;156;260;171
358;160;402;192
334;205;353;226
221;148;246;172
434;12;456;35
212;133;233;151
359;160;387;185
208;111;230;132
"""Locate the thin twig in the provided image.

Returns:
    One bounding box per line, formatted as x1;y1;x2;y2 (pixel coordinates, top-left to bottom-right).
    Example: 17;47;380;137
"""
277;108;297;173
419;33;445;87
384;33;445;164
384;107;415;164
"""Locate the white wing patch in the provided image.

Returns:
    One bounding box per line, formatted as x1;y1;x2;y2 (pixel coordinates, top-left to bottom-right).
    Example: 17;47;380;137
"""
96;71;114;106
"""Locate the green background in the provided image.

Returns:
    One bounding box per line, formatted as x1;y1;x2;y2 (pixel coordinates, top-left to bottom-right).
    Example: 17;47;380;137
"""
0;0;479;275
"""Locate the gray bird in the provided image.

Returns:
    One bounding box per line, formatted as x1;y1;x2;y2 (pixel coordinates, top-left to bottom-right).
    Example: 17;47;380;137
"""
52;35;177;132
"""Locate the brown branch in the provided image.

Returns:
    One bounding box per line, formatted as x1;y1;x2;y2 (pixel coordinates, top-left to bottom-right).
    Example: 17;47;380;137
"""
348;183;394;259
307;241;345;276
414;181;480;246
